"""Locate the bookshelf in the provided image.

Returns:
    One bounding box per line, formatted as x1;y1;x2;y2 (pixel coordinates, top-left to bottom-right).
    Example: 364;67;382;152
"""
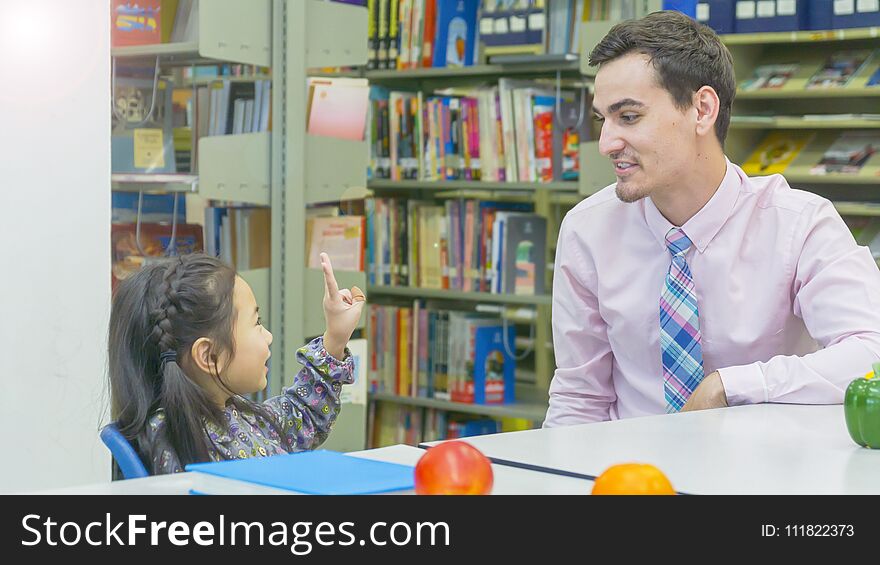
110;0;369;453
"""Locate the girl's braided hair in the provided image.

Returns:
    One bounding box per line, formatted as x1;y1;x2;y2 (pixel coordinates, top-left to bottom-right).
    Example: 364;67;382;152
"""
109;254;287;472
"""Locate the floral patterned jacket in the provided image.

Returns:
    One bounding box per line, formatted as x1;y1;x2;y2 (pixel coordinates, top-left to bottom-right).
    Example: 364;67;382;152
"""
143;336;353;474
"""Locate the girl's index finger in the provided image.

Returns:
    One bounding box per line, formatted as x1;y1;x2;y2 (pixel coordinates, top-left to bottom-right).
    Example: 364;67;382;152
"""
320;252;339;297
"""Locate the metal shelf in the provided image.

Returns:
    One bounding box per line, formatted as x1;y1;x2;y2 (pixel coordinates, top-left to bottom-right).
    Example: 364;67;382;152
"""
365;61;582;82
834;202;880;216
720;27;880;46
367;179;579;192
736;88;880;100
369;392;547;421
784;173;880;185
111;173;198;193
730;117;880;130
368;285;551;305
110;0;272;67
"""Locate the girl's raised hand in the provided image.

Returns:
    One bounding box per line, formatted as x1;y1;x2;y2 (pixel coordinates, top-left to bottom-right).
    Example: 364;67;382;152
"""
321;252;366;359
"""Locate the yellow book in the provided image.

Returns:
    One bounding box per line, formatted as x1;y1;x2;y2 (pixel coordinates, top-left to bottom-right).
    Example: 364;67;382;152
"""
741;131;815;175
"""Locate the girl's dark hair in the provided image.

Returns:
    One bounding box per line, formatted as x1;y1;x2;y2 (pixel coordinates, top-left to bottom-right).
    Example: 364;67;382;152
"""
109;253;286;471
589;10;736;146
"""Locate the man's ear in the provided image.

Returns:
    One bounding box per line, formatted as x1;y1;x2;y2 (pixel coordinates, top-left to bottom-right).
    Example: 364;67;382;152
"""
190;337;223;376
693;85;720;138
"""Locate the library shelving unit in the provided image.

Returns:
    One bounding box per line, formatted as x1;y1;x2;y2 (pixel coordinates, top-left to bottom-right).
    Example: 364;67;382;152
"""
111;0;273;324
111;0;369;452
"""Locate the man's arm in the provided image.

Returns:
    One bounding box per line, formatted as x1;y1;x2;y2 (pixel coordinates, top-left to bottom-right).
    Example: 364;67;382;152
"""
717;199;880;406
544;215;616;427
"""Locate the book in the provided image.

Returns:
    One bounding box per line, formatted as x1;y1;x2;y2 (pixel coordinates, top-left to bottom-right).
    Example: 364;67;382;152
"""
111;68;178;173
867;66;880;87
306;216;366;271
111;0;161;47
739;63;799;91
806;50;873;89
111;222;204;292
810;132;880;175
186;450;415;495
307;78;370;141
741;131;815;175
432;0;479;67
502;213;547;296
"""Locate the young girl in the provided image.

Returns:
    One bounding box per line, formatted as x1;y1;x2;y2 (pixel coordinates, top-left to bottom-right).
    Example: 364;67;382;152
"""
108;252;365;474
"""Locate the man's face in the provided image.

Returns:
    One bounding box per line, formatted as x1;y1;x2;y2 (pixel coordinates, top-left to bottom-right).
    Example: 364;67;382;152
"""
593;52;697;203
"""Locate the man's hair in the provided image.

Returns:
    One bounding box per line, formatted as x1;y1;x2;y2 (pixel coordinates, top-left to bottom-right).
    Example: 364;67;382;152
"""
589;10;736;146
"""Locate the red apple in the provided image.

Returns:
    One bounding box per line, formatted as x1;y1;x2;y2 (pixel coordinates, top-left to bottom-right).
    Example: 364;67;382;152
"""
414;441;494;495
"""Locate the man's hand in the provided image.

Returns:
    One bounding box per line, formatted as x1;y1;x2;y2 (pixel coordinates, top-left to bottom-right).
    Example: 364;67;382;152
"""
681;371;728;412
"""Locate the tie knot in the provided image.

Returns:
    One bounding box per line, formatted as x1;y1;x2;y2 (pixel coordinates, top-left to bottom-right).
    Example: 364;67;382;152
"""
666;227;692;257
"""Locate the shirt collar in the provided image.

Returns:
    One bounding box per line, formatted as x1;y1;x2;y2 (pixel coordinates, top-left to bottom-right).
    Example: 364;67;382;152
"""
642;158;742;254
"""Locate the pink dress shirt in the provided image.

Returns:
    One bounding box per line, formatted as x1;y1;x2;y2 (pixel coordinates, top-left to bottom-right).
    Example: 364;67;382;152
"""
545;160;880;426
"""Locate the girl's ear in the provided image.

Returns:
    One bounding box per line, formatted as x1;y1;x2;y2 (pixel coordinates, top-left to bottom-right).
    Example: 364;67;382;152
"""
190;337;223;376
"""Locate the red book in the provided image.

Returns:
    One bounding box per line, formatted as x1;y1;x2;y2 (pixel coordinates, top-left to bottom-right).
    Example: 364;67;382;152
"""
421;0;437;68
111;1;161;47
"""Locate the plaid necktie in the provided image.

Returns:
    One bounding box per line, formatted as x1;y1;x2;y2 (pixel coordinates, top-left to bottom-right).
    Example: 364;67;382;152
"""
660;227;704;412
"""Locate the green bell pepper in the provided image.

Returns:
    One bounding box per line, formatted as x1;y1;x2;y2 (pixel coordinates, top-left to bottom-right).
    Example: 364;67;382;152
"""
844;363;880;449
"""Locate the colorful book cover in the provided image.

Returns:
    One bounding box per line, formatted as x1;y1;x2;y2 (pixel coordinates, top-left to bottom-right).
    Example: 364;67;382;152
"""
810;132;880;175
112;0;161;47
432;0;480;68
806;50;873;89
502;213;547;296
306;216;366;272
111;222;203;292
739;63;799;91
741;131;815;175
307;79;370;141
532;95;555;183
468;323;515;405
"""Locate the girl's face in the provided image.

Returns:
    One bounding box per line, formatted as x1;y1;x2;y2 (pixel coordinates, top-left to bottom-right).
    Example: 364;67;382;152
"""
220;276;273;396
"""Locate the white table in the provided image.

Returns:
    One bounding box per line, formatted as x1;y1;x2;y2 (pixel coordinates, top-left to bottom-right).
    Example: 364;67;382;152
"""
424;404;880;494
28;445;593;495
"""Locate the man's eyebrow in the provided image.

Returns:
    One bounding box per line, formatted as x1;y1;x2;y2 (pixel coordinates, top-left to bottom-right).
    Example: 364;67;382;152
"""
594;98;645;116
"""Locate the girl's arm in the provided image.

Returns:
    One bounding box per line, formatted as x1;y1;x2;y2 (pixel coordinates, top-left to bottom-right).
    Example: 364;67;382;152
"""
262;335;355;451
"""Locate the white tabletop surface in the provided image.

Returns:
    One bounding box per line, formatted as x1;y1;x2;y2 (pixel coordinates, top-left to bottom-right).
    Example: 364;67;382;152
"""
424;404;880;494
27;444;593;495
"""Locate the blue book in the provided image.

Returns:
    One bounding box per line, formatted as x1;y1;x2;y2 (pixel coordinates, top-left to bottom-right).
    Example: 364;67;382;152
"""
432;0;480;68
472;324;516;404
186;450;415;495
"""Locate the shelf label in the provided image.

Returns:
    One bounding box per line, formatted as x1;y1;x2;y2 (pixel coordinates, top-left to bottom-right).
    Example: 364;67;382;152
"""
697;3;711;22
776;0;797;16
835;0;856;15
736;1;757;19
757;0;776;17
857;0;879;12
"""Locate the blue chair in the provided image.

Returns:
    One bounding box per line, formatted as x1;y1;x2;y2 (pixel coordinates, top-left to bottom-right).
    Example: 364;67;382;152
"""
100;423;149;479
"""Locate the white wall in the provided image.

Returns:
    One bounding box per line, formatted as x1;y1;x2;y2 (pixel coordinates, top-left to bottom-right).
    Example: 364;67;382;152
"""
0;0;111;492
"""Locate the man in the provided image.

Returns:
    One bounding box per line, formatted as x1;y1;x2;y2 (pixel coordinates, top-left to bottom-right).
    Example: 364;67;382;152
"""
544;11;880;426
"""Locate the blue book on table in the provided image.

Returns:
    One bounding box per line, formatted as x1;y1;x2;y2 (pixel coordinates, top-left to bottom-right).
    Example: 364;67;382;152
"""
185;450;415;495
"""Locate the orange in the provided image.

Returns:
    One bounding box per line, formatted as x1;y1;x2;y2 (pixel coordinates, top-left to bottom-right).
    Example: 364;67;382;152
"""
591;463;676;495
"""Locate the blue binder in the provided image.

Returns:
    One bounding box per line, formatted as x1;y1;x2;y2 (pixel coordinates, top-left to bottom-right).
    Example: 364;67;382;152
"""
186;450;415;495
805;0;833;30
697;0;736;33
